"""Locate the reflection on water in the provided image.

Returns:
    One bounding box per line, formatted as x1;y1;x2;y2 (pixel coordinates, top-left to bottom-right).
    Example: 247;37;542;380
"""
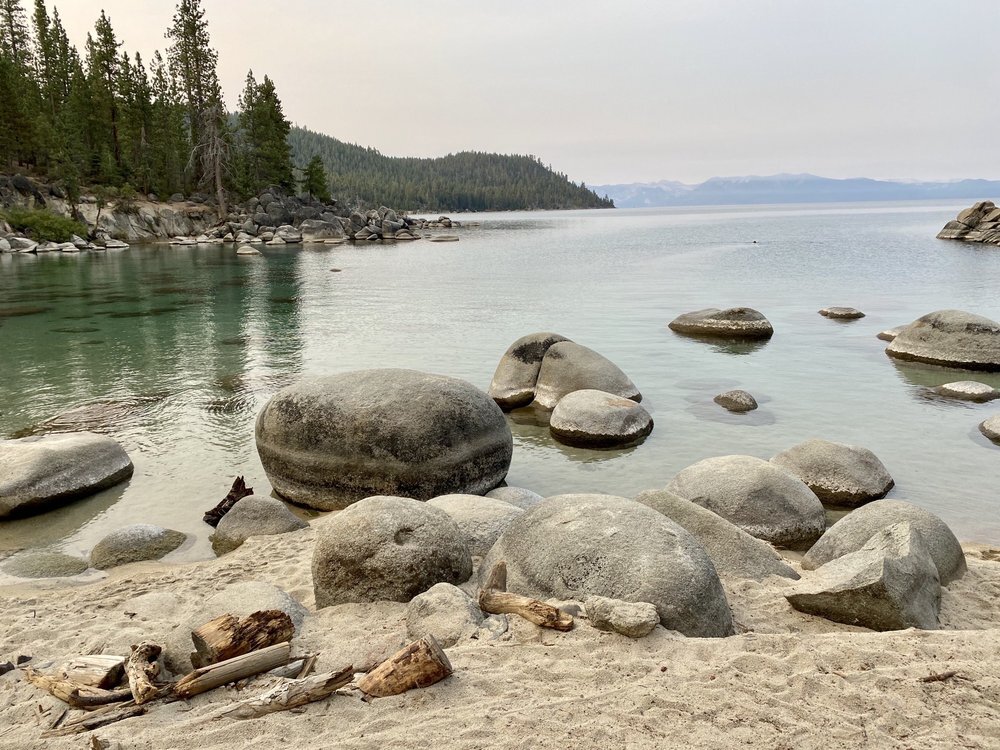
667;331;771;356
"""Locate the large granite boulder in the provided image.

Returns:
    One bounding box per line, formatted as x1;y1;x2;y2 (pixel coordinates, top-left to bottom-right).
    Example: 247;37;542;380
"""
787;522;940;631
549;389;653;447
488;332;569;410
406;582;485;648
479;494;733;637
427;494;524;557
256;369;513;509
666;455;826;548
885;310;1000;371
802;499;966;584
90;525;186;569
770;439;894;507
668;308;774;339
634;489;798;580
299;219;344;243
312;496;472;608
0;432;134;518
211;495;308;555
485;486;544;509
533;342;640;409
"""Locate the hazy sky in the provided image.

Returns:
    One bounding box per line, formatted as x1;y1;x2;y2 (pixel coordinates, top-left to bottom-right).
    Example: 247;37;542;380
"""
48;0;999;185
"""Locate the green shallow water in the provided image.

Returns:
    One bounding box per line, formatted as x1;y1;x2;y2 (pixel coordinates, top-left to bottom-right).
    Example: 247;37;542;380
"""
1;201;999;563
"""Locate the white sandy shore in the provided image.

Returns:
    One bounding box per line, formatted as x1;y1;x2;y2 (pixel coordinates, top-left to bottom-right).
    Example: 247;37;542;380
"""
1;528;998;749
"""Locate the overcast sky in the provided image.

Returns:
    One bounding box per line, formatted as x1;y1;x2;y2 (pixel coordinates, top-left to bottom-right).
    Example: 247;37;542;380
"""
48;0;999;185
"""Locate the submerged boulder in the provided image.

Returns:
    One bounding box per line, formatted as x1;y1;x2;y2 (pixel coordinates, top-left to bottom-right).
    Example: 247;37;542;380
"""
933;381;999;402
488;332;569;409
667;455;826;548
90;525;186;569
256;369;512;509
2;550;89;578
479;494;734;637
770;439;894;507
668;307;774;339
549;389;653;447
427;494;524;557
533;342;640;409
0;432;134;519
819;307;865;320
980;414;1000;441
885;310;1000;371
211;495;308;555
713;390;758;412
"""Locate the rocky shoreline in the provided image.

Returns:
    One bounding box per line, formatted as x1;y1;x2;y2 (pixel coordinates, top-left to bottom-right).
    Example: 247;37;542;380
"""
937;200;1000;246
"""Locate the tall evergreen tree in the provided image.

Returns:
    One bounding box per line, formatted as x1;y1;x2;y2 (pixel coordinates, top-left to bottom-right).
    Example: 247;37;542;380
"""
236;70;293;196
302;155;330;202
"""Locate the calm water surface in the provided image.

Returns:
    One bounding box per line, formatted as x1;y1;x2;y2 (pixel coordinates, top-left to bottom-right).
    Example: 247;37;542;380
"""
1;201;999;563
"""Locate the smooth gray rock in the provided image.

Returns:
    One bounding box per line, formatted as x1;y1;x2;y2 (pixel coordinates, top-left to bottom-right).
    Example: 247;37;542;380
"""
585;595;659;638
933;381;999;402
274;224;303;243
667;455;826;548
9;237;38;252
312;496;472;608
485;486;544;510
802;499;966;584
713;390;758;412
256;369;513;509
488;332;569;410
770;439;894;507
406;582;485;648
877;326;906;342
549;389;653;447
90;524;186;569
211;495;308;555
819;307;865;319
479;494;734;637
427;494;524;557
0;432;134;518
0;237;10;252
786;522;941;631
885;310;1000;371
2;550;88;578
235;245;260;256
980;414;1000;441
634;489;799;580
668;307;774;339
533;342;640;409
299;219;344;242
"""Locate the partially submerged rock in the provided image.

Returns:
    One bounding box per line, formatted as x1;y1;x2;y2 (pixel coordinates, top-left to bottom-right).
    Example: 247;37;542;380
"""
427;494;524;557
933;381;999;402
770;439;894;507
406;582;485;648
877;326;906;342
668;307;774;339
885;310;1000;371
533;342;640;409
819;307;865;319
2;550;89;578
980;414;1000;441
936;200;1000;245
585;596;659;638
488;332;569;410
211;495;308;555
549;389;653;447
713;390;758;412
90;524;186;569
235;245;260;256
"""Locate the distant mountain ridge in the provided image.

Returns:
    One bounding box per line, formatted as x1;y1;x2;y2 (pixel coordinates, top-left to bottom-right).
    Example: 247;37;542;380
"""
592;173;1000;208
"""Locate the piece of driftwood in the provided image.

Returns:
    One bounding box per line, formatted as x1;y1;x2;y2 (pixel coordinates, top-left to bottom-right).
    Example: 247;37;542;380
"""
190;610;294;668
203;476;253;527
172;642;291;700
41;702;146;737
212;665;354;719
478;561;574;632
356;636;452;698
125;643;161;705
21;667;133;709
56;655;125;689
919;670;968;683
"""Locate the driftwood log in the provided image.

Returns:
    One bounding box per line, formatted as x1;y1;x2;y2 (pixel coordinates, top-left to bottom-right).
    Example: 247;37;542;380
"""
190;610;294;668
203;476;253;527
21;667;133;709
125;643;162;705
41;702;146;737
478;561;574;631
55;655;125;689
212;665;354;719
356;636;452;698
172;642;291;700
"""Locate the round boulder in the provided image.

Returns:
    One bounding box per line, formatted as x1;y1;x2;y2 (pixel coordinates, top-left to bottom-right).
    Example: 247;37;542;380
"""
819;307;865;319
668;307;773;339
479;494;733;637
667;455;826;548
211;495;308;555
2;550;88;578
486;486;544;509
549;389;653;447
406;582;485;648
0;432;134;518
312;496;472;608
933;381;999;402
980;414;1000;441
533;342;640;409
488;332;569;410
885;310;1000;371
770;439;894;507
256;369;513;509
427;494;524;557
713;390;758;412
802;499;966;584
90;524;186;570
235;245;261;256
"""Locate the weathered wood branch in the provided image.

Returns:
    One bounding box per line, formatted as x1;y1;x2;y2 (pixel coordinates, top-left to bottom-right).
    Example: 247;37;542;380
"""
41;702;146;737
171;642;291;700
203;476;253;527
55;655;125;689
478;561;574;632
190;610;294;668
356;636;452;698
212;665;354;720
21;667;133;709
125;642;162;705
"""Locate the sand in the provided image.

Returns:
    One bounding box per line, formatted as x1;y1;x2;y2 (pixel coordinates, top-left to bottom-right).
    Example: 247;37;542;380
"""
1;528;998;750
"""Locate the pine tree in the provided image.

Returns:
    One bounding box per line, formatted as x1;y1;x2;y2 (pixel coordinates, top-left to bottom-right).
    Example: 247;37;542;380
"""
302;155;330;202
236;70;293;196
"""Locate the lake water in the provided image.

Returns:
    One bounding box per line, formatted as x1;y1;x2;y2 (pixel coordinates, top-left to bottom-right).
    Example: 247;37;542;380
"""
2;201;999;563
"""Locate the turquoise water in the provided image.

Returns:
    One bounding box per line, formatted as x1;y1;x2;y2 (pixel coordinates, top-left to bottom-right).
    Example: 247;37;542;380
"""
2;201;999;562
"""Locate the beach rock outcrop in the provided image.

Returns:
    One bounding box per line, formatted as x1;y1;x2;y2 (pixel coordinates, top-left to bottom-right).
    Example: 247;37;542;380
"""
713;390;758;412
479;494;734;637
937;200;1000;245
488;332;570;409
548;389;653;447
211;495;308;555
667;455;826;548
932;381;999;402
533;342;640;409
770;439;894;507
256;369;512;509
819;307;865;319
585;596;660;638
980;414;1000;441
1;550;89;578
406;582;485;648
90;524;186;569
0;432;134;518
634;489;799;580
787;522;941;631
312;496;473;608
668;307;774;339
802;499;966;584
885;310;1000;371
427;494;524;557
485;486;544;509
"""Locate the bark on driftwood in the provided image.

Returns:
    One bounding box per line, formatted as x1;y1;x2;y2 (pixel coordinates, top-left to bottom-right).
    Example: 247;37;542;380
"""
55;655;125;689
212;665;354;720
125;643;162;705
41;702;146;737
477;561;574;631
190;610;294;668
356;636;452;698
203;476;253;527
21;668;133;709
172;642;291;700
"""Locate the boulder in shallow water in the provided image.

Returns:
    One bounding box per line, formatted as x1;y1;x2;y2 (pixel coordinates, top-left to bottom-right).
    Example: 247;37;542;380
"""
877;326;906;342
667;455;826;548
549;389;653;447
933;381;999;402
713;390;758;412
770;439;894;507
480;494;734;637
0;432;134;518
585;595;659;638
211;495;308;555
2;550;89;578
885;309;1000;371
980;414;1000;441
488;332;569;410
90;524;186;570
427;494;524;557
406;582;485;648
533;342;640;409
235;245;260;256
819;307;865;319
256;369;512;509
668;307;774;339
485;486;544;510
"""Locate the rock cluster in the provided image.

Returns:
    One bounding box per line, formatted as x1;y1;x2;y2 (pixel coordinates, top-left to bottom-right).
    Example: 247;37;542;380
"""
346;206;421;241
885;309;1000;371
937;200;1000;245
